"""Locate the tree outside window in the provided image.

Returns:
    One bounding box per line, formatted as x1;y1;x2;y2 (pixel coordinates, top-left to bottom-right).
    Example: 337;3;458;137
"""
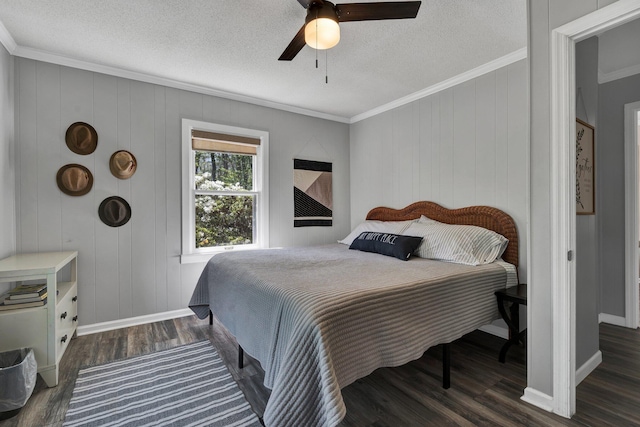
181;119;268;263
194;151;255;248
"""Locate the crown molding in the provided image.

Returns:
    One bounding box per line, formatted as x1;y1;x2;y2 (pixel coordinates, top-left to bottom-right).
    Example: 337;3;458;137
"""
1;17;527;126
599;62;640;84
10;44;351;124
0;20;16;53
350;47;528;124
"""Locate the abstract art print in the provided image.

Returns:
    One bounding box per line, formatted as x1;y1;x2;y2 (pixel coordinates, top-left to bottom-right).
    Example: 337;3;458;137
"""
294;159;332;227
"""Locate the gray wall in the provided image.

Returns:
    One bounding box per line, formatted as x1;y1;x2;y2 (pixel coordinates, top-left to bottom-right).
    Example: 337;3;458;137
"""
598;72;640;316
14;58;350;327
598;17;640;76
0;45;14;268
575;37;599;369
528;0;617;398
350;59;528;276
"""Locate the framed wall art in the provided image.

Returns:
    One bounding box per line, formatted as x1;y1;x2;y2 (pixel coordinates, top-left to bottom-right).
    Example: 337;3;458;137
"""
576;118;595;215
293;159;333;227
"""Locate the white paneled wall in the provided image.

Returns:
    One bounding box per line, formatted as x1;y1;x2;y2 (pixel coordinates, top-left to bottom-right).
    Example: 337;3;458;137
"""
14;58;350;327
0;45;14;294
350;59;528;275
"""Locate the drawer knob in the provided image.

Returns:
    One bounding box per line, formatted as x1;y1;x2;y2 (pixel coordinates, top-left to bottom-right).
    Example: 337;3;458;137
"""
73;315;78;322
61;334;68;343
60;311;68;320
72;296;78;302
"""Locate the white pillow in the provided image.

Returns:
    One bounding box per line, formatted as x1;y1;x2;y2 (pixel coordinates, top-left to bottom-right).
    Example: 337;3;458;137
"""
417;215;440;225
338;220;414;245
402;222;508;265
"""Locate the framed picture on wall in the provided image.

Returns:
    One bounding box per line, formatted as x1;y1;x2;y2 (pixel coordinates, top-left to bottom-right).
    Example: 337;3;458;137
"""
576;118;595;215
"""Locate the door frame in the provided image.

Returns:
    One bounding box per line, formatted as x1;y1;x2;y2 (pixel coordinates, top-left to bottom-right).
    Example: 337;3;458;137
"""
549;0;640;418
624;101;640;329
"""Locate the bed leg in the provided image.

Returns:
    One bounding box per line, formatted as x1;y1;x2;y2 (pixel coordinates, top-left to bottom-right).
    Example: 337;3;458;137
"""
209;310;213;325
238;345;244;369
442;343;450;389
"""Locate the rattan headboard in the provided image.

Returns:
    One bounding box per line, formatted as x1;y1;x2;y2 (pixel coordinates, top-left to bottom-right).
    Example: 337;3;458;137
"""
366;201;519;270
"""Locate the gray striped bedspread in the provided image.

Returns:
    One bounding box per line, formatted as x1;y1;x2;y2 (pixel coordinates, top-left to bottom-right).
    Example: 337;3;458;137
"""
189;244;517;427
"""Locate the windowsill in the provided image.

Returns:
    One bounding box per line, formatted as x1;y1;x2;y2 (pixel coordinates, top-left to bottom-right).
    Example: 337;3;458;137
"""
180;245;262;264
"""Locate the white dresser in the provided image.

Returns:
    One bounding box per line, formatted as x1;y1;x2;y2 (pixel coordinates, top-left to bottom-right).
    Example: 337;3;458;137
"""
0;251;78;387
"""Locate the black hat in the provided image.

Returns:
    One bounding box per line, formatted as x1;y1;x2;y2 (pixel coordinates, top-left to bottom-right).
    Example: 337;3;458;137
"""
98;196;131;227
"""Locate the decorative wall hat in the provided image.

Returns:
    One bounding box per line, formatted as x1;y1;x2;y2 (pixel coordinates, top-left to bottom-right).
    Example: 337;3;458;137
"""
65;122;98;155
56;164;93;196
98;196;131;227
109;150;137;179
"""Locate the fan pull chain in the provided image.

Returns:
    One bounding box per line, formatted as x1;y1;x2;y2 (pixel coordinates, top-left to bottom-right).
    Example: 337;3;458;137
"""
315;10;319;69
325;49;328;84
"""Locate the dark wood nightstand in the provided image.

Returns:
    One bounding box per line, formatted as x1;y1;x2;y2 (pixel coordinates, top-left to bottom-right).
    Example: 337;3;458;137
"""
495;283;527;363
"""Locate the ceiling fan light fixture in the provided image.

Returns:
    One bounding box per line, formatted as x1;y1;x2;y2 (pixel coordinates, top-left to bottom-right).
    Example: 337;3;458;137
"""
305;17;340;49
279;0;422;61
304;2;340;50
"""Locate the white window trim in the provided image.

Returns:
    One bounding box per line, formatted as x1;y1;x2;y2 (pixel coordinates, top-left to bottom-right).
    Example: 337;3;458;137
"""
180;119;269;264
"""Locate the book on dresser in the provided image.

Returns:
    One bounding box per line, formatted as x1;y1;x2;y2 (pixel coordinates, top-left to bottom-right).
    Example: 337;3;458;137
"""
7;283;47;299
4;292;48;304
0;294;47;310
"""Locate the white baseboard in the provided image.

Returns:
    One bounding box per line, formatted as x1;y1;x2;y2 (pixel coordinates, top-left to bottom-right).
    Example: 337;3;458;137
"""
77;308;195;336
575;350;602;385
521;387;554;413
478;324;509;339
599;313;626;327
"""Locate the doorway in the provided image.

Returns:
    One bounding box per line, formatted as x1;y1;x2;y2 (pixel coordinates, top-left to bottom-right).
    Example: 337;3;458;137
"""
549;2;640;419
625;103;640;329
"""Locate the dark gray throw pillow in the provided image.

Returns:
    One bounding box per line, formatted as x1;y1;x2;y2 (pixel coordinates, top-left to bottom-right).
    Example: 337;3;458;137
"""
349;232;423;261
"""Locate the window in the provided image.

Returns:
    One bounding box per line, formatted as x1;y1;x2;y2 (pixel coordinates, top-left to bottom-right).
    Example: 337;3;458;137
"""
181;119;269;263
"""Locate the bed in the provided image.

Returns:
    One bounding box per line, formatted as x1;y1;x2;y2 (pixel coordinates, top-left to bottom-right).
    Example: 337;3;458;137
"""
189;201;519;427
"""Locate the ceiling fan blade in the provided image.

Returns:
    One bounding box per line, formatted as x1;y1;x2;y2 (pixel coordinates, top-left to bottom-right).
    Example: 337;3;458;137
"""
336;1;421;22
278;24;307;61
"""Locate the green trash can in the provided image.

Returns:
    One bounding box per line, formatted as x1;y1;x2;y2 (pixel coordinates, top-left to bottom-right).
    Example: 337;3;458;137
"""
0;348;37;420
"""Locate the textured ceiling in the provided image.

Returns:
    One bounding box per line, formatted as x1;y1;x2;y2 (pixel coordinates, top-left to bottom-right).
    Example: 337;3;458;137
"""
0;0;526;120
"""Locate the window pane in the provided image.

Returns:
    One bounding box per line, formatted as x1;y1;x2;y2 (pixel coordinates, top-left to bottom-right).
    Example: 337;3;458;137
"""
195;150;253;191
195;194;255;248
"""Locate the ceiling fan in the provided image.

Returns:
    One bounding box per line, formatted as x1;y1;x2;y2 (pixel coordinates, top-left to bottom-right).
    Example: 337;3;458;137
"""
279;0;422;61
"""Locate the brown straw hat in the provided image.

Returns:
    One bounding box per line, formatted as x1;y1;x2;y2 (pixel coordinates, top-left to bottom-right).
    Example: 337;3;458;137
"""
109;150;137;179
98;196;131;227
65;122;98;155
56;164;93;196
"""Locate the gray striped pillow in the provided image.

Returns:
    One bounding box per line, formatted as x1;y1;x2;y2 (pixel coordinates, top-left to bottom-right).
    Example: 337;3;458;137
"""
402;222;508;265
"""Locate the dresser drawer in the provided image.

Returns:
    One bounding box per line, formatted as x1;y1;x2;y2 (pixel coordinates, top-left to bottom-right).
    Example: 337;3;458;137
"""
56;282;78;360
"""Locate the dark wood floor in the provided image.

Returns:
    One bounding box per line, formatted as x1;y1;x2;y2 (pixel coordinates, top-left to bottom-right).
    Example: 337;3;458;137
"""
1;315;639;427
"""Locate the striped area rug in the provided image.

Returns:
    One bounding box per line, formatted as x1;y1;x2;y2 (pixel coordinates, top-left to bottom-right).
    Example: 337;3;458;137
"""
63;341;262;427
